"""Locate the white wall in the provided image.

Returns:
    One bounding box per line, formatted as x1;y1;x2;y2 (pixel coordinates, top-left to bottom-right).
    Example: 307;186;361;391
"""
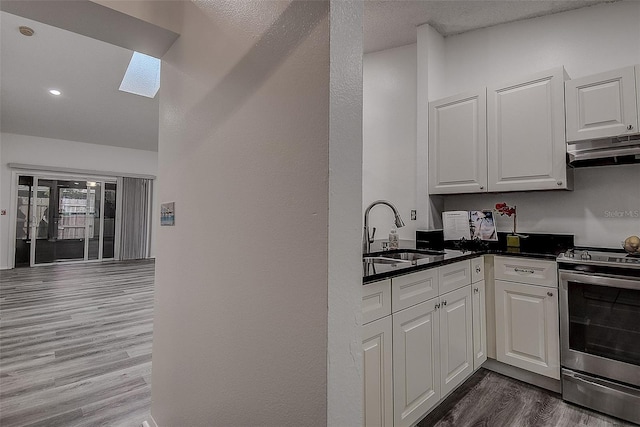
151;1;362;426
363;44;418;239
0;134;3;267
0;132;158;269
424;1;640;248
441;1;640;97
418;24;446;229
443;164;640;249
328;2;364;426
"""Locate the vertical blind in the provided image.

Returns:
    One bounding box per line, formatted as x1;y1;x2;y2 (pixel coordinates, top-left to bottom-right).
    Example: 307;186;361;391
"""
119;177;151;260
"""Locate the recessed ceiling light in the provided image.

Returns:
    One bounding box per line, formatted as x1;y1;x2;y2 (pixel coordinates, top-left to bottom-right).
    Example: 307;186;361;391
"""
49;89;61;96
19;26;34;37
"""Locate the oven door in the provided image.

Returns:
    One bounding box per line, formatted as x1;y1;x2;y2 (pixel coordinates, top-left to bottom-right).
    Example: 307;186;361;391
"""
559;271;640;387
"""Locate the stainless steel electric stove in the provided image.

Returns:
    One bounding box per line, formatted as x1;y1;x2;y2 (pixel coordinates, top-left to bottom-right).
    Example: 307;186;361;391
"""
557;248;640;425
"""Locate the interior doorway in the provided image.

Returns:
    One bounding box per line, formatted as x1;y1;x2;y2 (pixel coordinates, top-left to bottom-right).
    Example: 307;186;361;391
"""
15;174;118;267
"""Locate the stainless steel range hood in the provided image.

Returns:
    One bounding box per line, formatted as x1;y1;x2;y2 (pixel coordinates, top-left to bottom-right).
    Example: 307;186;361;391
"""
567;134;640;167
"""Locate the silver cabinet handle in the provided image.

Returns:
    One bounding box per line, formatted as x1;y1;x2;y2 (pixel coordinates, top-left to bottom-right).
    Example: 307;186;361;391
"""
474;287;479;294
547;292;554;297
557;181;563;186
628;124;634;131
475;266;481;273
434;303;440;310
442;300;447;306
514;267;535;274
479;186;484;190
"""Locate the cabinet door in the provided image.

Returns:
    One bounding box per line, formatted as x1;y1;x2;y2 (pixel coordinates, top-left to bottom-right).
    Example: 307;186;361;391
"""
472;280;487;370
363;316;393;427
565;66;638;142
393;299;440;427
488;67;569;191
429;89;487;194
439;286;473;397
495;280;560;379
471;256;484;284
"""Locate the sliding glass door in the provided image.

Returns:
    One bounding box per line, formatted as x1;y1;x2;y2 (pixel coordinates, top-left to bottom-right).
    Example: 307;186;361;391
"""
15;174;117;266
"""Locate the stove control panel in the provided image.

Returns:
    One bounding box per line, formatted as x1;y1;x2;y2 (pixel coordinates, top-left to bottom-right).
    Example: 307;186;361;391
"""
558;249;640;269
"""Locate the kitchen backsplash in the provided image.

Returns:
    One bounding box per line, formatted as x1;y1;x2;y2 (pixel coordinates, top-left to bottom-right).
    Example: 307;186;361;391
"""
416;230;574;255
441;164;640;250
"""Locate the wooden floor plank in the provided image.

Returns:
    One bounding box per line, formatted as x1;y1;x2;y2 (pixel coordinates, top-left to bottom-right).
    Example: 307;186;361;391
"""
3;260;633;427
1;260;154;427
418;369;636;427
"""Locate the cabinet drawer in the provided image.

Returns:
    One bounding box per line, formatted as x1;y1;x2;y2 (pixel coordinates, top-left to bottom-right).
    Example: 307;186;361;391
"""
363;279;392;324
392;269;439;313
494;256;557;287
439;260;471;294
471;256;484;283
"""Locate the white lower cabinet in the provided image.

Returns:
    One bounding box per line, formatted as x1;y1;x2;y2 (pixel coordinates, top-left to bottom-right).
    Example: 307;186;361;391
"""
495;279;560;379
472;280;487;370
392;298;441;427
439;286;474;397
364;258;485;427
392;285;474;427
363;315;393;427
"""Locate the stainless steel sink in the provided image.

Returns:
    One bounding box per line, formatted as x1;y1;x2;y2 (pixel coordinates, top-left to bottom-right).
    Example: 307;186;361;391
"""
363;256;411;265
381;252;437;261
363;250;444;264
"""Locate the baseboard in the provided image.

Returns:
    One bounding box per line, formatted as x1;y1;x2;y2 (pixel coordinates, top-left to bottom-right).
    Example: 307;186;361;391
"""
142;415;158;427
483;358;561;393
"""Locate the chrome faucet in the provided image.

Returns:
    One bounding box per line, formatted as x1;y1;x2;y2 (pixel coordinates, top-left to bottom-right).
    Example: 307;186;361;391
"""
363;200;405;254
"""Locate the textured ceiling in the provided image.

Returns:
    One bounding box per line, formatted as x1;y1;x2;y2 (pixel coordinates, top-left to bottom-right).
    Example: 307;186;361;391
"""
364;0;614;53
0;11;159;152
0;2;618;152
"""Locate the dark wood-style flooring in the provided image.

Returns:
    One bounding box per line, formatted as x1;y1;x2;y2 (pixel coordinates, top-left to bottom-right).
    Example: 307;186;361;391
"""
0;260;155;427
419;368;636;427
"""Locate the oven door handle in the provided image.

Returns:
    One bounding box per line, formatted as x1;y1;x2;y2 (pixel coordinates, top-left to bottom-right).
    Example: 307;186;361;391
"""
564;370;640;398
559;271;640;291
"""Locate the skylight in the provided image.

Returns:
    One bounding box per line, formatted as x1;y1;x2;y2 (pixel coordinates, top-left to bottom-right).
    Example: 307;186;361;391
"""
119;52;161;98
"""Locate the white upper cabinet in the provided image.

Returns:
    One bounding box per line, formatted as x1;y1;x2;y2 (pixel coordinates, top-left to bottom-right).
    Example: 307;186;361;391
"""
488;67;571;192
428;67;572;194
429;89;487;194
565;65;639;142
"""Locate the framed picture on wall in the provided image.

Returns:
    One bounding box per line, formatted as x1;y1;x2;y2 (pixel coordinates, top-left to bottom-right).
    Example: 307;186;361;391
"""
161;202;175;226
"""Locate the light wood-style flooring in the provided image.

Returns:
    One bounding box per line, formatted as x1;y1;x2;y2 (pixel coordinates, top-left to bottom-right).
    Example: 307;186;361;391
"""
2;261;636;427
0;260;155;427
419;368;636;427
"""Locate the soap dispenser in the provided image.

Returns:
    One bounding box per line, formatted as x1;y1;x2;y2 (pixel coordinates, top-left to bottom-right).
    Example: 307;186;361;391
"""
389;228;399;250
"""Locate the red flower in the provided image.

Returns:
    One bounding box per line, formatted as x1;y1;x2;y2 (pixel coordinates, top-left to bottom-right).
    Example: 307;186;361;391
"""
496;202;516;217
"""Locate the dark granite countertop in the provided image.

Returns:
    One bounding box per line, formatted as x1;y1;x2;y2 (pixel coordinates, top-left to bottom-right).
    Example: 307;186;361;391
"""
363;232;574;285
363;248;480;284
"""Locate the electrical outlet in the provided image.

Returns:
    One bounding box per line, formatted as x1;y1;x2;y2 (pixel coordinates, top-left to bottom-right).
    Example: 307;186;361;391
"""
410;210;417;220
